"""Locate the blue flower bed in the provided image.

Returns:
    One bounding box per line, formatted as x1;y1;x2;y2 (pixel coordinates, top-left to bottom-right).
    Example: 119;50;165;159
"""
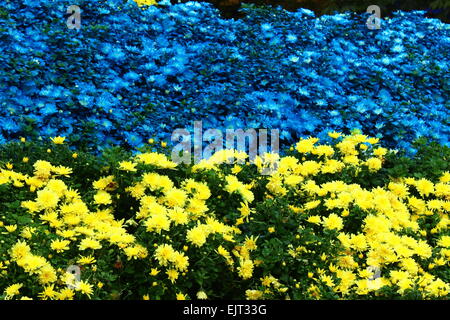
0;0;449;152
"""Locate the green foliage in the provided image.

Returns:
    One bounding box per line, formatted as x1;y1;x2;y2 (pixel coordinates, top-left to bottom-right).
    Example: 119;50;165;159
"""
384;138;450;182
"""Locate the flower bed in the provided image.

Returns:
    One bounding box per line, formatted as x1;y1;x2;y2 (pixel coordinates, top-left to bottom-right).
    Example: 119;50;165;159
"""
1;0;449;301
0;1;448;152
0;133;448;299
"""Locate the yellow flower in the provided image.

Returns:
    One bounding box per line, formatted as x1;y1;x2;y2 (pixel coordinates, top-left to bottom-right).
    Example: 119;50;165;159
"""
365;157;382;172
304;200;321;210
118;161;137;172
319;274;335;287
197;291;208;299
388;182;409;198
38;265;58;284
439;171;450;183
415;179;434;197
307;215;321;224
4;283;23;300
167;207;189;226
46;179;67;197
245;289;263;300
150;268;160;276
76;280;93;298
237;259;254;279
161;141;167;148
373;147;387;157
425;279;449;297
145;211;171;233
164;188;187;207
154;244;175;266
224;175;255;202
72;153;78;159
135;152;177;168
50;239;70;253
186;225;209;247
296;138;318;153
36;189;59;209
366;137;380;145
57;288;75;300
313;145;335;157
53;165;73;177
328;131;342;139
94;190;112;205
322;214;344;231
22;157;29;163
4;224;18;233
124;245;143;260
336;140;357;156
301;160;321;176
10;240;31;260
284;175;303;186
79;238;102;250
166;269;179;283
243;235;258;251
176;292;187;300
216;245;232;262
50;136;66;145
437;236;450;248
231;165;242;174
238;202;255;222
77;255;96;265
350;234;367;251
143;294;150;300
39;284;58;300
142;172;174;191
171;251;189;271
136;0;159;6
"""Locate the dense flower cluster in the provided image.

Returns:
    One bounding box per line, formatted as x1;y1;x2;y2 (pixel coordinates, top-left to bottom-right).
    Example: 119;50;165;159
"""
0;133;448;299
0;1;448;152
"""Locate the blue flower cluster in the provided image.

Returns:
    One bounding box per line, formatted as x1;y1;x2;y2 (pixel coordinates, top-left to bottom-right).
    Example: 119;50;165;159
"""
0;0;448;152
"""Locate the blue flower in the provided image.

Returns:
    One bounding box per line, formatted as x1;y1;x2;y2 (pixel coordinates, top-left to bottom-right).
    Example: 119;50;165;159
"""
41;103;57;115
0;2;447;153
1;118;20;133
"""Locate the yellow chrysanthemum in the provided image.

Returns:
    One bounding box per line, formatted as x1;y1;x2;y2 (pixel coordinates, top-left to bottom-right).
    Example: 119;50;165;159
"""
4;283;23;300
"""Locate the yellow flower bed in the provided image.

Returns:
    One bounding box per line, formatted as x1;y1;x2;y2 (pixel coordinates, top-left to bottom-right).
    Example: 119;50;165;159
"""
0;133;448;299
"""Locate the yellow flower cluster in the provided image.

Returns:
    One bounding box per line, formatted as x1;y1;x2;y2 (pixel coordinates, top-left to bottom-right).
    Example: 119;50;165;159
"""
0;159;147;299
250;134;449;298
0;132;448;300
225;175;255;203
153;244;189;282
